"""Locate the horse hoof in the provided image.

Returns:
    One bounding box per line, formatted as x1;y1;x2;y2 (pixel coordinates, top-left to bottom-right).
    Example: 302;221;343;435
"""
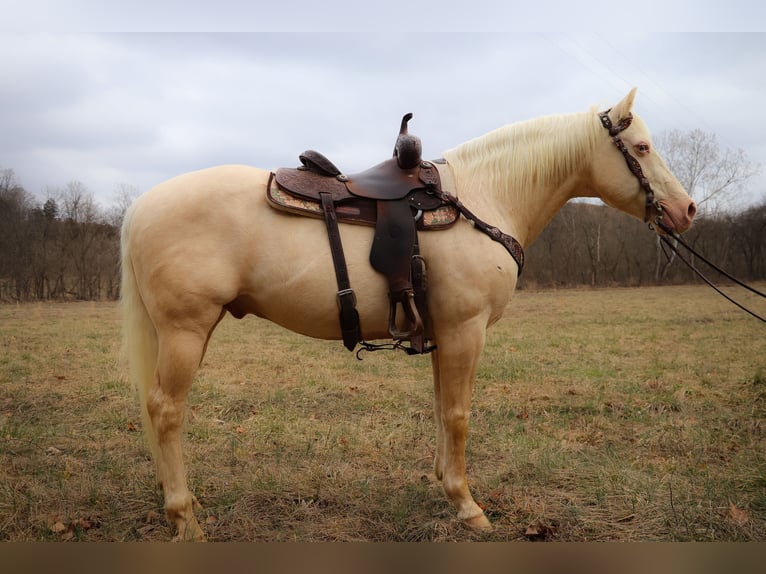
463;513;493;532
172;518;206;542
172;528;206;542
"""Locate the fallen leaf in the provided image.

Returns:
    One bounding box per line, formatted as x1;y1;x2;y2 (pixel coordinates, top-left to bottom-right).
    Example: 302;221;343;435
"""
77;516;101;530
235;425;244;434
61;529;75;541
51;521;67;534
126;421;138;432
145;510;161;524
524;520;558;541
728;503;749;526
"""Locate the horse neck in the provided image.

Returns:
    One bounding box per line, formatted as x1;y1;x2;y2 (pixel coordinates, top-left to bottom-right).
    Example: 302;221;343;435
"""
443;111;600;247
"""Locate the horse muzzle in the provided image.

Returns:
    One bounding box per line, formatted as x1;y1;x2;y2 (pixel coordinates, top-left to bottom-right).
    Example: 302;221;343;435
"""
652;198;696;234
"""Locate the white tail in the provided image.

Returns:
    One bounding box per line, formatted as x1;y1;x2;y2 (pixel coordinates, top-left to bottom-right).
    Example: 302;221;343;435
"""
120;205;161;471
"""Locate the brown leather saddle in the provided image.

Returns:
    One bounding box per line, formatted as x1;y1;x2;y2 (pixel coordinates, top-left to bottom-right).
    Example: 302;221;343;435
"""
268;114;457;354
267;113;525;355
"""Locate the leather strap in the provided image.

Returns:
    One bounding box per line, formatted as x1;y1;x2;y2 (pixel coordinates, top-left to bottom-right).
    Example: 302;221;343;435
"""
319;192;361;351
429;185;525;276
598;110;658;223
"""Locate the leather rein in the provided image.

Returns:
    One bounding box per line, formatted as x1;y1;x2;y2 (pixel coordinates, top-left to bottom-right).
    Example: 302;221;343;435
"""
598;109;766;323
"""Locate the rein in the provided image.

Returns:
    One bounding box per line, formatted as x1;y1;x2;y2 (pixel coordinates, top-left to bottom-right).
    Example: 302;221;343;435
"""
656;222;766;324
599;109;766;323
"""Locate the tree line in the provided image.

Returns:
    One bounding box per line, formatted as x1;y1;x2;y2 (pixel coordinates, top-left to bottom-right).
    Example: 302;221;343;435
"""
518;200;766;288
1;128;763;301
0;169;131;301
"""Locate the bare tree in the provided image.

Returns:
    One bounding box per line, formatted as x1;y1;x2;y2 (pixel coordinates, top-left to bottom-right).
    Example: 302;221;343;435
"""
652;129;761;281
103;184;139;297
655;129;761;215
56;181;107;299
0;169;36;299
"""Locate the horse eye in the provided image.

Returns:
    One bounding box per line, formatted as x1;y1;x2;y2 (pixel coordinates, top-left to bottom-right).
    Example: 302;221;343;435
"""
636;142;650;156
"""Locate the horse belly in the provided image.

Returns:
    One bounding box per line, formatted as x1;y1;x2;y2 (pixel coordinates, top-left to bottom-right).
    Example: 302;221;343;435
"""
232;202;395;341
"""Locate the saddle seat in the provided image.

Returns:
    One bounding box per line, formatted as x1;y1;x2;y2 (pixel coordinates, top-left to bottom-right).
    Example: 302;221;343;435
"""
284;152;441;201
272;111;444;208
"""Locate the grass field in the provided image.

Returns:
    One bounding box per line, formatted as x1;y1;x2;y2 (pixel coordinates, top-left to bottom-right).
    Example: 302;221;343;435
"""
1;284;764;541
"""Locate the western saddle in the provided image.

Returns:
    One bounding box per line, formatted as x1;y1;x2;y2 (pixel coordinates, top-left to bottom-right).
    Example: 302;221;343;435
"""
267;114;525;355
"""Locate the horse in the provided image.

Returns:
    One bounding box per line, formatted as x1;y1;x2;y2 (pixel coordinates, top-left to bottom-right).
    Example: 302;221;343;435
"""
121;88;696;540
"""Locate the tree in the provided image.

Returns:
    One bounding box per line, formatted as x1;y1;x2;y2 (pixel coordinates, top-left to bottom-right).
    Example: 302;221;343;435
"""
652;129;761;281
655;129;761;215
0;169;37;299
42;197;59;221
57;181;105;299
103;184;139;298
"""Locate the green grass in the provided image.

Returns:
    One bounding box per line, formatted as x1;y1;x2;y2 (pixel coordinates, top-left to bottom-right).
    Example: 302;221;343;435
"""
0;285;764;541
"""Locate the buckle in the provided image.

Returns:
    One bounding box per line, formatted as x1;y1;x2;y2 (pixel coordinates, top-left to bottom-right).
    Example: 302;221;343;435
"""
336;288;357;308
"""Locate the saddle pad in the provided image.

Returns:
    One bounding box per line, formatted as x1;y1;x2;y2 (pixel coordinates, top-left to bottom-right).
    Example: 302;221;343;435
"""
267;177;459;230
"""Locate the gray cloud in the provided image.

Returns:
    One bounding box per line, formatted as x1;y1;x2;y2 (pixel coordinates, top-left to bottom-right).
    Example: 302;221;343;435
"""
1;30;764;209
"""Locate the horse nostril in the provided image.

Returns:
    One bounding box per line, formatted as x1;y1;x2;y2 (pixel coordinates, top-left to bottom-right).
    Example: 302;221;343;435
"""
687;201;697;220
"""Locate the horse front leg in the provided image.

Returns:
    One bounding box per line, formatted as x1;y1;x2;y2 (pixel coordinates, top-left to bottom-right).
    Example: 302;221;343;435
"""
431;323;492;531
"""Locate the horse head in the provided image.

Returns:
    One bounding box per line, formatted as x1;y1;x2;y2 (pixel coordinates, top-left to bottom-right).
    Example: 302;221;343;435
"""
592;88;697;234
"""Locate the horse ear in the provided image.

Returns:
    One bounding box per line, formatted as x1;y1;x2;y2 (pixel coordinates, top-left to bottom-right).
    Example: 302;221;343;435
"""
610;87;638;121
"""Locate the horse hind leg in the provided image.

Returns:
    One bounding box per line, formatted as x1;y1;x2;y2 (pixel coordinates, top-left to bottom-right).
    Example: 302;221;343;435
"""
148;315;221;541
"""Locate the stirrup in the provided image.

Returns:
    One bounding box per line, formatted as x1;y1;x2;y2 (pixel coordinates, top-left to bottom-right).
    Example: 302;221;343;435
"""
387;291;425;347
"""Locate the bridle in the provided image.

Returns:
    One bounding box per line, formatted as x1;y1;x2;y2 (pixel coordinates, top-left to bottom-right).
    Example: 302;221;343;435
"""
598;109;663;228
598;109;766;323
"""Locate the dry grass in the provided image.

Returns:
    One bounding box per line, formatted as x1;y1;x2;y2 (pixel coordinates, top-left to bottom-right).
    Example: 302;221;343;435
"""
1;285;764;541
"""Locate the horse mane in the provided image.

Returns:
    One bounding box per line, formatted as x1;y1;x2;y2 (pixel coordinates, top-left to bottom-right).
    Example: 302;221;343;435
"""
443;109;602;199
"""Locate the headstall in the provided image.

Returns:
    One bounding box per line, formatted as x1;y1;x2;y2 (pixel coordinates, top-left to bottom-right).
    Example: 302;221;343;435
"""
598;110;663;228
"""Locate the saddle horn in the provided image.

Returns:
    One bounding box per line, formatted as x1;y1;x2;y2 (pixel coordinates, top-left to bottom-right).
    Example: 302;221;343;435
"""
393;113;422;170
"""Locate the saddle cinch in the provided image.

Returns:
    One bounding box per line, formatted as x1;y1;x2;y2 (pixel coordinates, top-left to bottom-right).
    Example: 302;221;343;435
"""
267;113;459;355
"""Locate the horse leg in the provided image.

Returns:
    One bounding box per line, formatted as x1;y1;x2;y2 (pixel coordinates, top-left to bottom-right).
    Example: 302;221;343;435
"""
431;323;492;531
149;313;220;541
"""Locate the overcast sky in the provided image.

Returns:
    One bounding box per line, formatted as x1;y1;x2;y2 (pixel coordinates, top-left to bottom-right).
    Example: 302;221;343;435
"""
2;2;765;210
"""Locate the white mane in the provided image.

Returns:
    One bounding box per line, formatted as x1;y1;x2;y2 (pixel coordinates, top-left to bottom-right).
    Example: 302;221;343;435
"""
443;110;603;200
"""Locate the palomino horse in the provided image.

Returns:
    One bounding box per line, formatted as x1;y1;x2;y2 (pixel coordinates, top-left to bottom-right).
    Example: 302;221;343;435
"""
121;88;696;540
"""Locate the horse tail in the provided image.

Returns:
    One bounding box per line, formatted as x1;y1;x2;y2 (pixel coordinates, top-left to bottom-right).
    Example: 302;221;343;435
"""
120;203;161;468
